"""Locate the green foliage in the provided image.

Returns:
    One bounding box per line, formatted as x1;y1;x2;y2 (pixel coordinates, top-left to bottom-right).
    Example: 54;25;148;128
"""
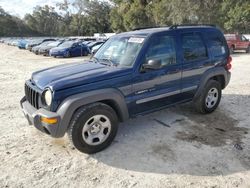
24;5;62;36
0;6;37;36
222;0;250;33
123;0;153;30
110;0;250;33
0;0;249;37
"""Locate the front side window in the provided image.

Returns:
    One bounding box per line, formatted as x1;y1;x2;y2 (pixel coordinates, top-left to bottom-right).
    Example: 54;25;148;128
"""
182;34;207;61
145;35;176;67
59;41;74;48
241;35;248;41
94;36;145;67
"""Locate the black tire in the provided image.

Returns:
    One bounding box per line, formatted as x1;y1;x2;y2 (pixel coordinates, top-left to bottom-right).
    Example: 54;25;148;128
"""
229;46;234;54
83;50;87;56
246;46;250;53
67;103;118;154
65;51;71;58
194;80;222;114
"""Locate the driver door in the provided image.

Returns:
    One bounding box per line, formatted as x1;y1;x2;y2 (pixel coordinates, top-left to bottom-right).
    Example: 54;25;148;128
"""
238;35;249;49
131;33;182;115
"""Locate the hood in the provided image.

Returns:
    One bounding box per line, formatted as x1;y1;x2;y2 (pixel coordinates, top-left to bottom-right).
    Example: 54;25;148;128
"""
50;47;68;52
39;46;53;51
31;61;132;91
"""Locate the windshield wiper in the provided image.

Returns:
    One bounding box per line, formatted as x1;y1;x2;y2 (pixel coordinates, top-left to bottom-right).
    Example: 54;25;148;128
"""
99;58;117;67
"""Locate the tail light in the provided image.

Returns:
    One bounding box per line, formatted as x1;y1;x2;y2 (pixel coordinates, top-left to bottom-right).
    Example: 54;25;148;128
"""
225;56;232;71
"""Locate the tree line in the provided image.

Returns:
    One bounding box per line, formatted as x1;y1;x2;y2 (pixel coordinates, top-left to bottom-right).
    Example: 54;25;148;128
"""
0;0;249;37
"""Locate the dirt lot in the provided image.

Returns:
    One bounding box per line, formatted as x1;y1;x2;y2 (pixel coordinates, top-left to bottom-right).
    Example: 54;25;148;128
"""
0;44;250;188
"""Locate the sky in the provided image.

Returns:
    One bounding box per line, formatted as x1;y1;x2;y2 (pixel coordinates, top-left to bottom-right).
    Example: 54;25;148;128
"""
0;0;63;18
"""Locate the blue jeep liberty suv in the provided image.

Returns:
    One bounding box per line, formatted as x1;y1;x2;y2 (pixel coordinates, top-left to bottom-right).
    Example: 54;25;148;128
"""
21;25;232;153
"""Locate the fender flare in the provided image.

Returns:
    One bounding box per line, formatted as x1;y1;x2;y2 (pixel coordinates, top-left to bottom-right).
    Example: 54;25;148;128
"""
193;67;230;101
55;88;129;137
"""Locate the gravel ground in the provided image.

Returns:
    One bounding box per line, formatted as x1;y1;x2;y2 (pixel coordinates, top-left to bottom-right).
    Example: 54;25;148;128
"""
0;44;249;188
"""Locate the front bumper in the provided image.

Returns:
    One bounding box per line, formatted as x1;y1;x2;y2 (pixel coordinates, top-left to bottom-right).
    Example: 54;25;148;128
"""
27;46;32;51
20;97;61;137
39;50;49;56
50;51;66;57
32;49;39;54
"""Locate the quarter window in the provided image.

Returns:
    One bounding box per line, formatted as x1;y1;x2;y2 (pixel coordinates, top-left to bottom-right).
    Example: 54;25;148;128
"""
210;37;226;56
182;34;208;61
145;35;176;67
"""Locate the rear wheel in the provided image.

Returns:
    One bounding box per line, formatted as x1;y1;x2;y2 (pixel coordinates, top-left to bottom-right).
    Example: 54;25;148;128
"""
229;46;234;54
67;103;118;154
246;46;250;53
194;80;221;114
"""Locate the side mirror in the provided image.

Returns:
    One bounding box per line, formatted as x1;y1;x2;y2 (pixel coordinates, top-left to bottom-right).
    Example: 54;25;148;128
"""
141;59;162;71
92;49;98;55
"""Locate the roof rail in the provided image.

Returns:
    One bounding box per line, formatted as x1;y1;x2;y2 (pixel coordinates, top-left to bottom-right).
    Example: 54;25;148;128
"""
132;26;168;31
169;24;216;29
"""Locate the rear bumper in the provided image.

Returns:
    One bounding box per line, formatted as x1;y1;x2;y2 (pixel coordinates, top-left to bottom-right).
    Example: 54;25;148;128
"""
20;97;61;138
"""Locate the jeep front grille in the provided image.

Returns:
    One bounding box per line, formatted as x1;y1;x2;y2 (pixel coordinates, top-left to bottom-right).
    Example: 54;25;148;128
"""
25;83;40;109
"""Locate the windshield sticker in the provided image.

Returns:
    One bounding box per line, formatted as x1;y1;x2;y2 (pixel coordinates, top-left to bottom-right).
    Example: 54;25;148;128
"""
128;37;144;43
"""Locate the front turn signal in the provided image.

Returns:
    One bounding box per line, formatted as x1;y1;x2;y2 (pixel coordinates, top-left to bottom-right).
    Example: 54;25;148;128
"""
41;117;58;124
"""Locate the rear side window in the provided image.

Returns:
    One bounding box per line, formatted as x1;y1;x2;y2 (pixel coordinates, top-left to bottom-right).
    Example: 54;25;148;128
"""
182;34;207;61
210;37;226;57
145;35;176;67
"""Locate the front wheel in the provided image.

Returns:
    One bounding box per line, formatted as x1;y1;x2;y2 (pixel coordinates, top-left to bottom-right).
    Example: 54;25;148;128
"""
194;80;221;114
64;51;71;58
67;103;118;154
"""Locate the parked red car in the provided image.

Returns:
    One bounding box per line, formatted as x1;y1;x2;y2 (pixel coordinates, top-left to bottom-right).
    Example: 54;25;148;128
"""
224;34;250;53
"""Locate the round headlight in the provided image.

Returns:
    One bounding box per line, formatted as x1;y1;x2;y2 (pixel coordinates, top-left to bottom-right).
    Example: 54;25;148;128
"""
43;89;52;106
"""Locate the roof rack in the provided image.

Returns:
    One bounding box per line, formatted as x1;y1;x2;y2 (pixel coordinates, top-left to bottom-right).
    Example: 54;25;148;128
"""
132;26;167;31
169;24;216;29
132;25;173;31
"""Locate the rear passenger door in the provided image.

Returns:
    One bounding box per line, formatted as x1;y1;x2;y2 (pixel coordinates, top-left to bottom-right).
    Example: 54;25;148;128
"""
71;43;81;56
179;32;212;97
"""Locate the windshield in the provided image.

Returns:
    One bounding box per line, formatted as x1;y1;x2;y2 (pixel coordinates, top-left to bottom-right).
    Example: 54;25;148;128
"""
93;36;145;67
59;41;74;48
31;39;43;44
92;43;102;51
40;41;52;46
48;41;61;47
